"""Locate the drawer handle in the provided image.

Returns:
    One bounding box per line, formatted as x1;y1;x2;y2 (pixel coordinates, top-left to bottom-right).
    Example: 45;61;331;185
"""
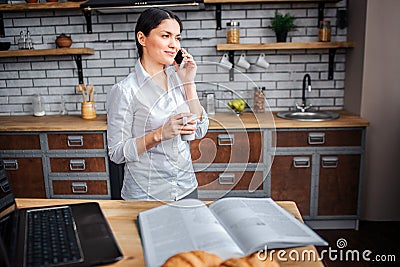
67;136;84;147
322;156;339;168
3;160;18;171
0;180;11;193
71;182;88;194
308;132;325;145
218;173;235;185
69;159;86;171
293;157;310;168
217;134;234;146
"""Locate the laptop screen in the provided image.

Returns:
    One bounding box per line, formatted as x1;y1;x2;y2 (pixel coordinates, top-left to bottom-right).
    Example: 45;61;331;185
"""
0;159;17;267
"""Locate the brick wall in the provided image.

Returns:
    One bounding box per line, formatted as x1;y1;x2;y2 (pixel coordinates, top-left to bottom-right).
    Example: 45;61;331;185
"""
0;1;347;115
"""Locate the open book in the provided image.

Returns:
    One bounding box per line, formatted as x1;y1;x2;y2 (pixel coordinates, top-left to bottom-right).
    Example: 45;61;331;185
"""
138;197;327;267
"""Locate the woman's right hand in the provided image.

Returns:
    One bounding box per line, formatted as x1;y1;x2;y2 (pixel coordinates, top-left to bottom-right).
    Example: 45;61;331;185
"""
159;113;197;141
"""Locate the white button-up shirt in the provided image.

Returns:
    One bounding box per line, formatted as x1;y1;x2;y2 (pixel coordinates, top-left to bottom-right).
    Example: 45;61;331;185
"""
107;60;209;200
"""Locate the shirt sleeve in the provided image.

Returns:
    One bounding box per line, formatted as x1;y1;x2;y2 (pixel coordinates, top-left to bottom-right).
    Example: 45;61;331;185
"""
107;83;139;164
195;106;209;139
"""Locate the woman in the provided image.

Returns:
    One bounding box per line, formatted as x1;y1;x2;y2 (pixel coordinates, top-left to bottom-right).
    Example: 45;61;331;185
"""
107;8;209;201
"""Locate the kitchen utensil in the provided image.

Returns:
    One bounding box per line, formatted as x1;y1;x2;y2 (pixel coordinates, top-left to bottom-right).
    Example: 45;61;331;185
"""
219;53;232;70
236;53;250;70
81;102;96;119
86;84;94;102
255;53;270;69
76;84;87;102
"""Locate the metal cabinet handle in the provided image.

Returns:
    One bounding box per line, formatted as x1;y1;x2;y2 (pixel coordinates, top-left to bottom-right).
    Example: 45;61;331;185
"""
71;182;88;194
218;173;235;185
69;159;86;171
308;132;325;145
217;134;234;146
0;180;11;193
322;156;339;168
293;157;310;168
67;136;84;147
3;160;18;170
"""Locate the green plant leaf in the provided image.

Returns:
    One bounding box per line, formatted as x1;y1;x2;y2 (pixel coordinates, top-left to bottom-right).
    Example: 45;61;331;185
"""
270;12;296;33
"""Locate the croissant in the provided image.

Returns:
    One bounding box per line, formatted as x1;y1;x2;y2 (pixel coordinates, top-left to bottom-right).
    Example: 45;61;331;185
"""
220;252;280;267
161;250;223;267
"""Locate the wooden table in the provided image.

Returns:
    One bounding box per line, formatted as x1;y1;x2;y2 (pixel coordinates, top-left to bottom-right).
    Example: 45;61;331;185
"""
15;199;324;267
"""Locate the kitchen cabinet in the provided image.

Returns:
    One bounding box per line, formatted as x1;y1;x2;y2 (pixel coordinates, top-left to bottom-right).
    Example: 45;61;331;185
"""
318;154;361;216
271;155;312;216
190;129;267;199
0;133;46;198
46;132;110;199
0;130;111;199
270;128;365;228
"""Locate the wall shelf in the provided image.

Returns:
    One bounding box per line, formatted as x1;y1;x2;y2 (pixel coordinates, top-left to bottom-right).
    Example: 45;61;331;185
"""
217;41;354;51
217;42;354;80
0;47;94;58
0;1;85;37
0;1;85;11
0;48;94;85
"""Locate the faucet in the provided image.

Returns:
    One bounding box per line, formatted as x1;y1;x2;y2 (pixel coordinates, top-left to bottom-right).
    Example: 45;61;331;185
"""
296;74;312;112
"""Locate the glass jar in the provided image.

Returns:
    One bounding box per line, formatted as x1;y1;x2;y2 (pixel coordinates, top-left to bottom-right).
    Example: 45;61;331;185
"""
226;21;240;44
32;94;45;117
254;87;265;113
318;20;331;42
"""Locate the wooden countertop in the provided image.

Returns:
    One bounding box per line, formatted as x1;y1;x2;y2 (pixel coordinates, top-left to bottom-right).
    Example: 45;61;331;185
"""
0;110;368;132
15;198;324;267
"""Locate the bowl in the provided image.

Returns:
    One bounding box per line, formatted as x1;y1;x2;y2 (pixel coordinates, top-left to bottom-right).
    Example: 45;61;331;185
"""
0;42;11;51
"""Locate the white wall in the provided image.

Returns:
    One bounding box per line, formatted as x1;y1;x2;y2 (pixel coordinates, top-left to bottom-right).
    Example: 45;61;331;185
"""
360;0;400;220
0;2;347;115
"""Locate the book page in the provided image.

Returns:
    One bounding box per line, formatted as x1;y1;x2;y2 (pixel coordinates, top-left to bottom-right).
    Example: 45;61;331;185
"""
138;199;243;267
209;198;327;254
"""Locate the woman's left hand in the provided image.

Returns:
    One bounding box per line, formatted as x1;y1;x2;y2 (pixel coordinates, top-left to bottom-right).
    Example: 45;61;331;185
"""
174;48;197;84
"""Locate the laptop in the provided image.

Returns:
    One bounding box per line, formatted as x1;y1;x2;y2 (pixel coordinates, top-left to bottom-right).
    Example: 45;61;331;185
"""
0;159;123;267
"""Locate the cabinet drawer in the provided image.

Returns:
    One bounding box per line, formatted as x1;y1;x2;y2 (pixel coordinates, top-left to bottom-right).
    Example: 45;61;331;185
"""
0;134;40;150
47;133;104;150
196;171;263;191
3;157;46;198
49;157;106;173
191;131;262;163
275;129;362;147
51;180;108;196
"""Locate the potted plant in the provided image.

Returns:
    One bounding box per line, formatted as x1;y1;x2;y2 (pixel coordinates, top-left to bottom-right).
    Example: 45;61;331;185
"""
270;12;296;42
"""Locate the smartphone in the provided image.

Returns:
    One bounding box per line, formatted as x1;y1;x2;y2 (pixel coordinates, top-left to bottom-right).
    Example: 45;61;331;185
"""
174;50;184;65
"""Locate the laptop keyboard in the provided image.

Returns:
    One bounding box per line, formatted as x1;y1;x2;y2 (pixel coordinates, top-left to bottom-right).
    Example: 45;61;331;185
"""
25;206;83;267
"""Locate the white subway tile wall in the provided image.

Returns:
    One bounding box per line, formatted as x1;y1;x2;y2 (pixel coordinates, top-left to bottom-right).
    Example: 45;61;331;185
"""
0;2;347;115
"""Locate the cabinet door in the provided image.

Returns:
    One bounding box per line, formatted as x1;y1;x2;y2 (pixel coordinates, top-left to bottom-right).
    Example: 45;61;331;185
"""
190;131;262;163
3;158;46;198
318;154;361;216
271;155;311;216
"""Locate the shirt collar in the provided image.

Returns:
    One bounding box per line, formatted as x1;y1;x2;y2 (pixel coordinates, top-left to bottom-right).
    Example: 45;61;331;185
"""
134;59;175;86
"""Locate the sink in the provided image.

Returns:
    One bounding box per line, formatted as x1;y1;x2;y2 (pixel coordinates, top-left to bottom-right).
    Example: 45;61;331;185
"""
276;110;340;121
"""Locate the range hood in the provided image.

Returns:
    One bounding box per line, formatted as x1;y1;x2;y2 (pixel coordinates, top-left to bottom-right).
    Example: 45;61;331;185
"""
81;0;205;12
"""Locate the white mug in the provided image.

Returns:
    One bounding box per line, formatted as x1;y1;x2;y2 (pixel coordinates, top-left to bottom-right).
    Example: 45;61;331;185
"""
219;53;233;70
236;53;250;70
255;53;270;69
181;114;197;141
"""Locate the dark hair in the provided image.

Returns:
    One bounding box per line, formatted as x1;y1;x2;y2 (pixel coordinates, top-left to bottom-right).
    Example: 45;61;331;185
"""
135;8;183;58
